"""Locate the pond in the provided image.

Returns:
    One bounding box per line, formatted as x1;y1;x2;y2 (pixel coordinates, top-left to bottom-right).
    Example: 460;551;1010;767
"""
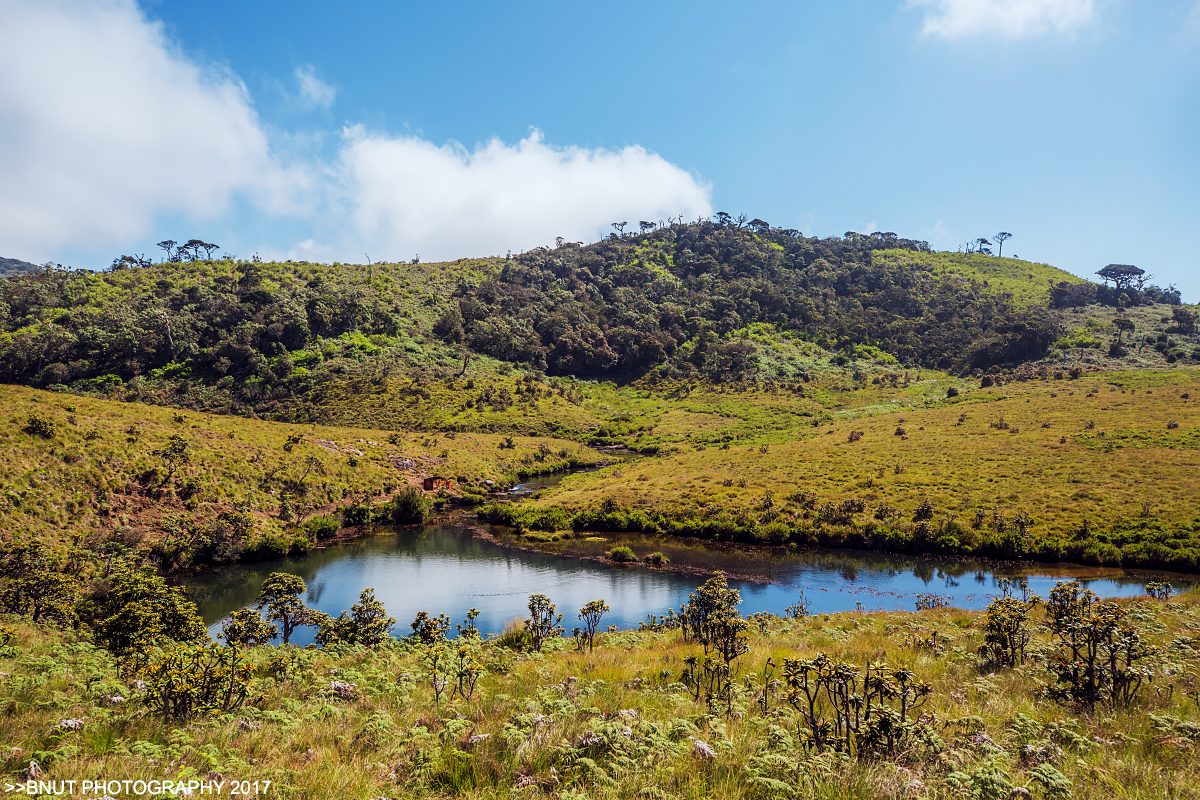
184;520;1191;646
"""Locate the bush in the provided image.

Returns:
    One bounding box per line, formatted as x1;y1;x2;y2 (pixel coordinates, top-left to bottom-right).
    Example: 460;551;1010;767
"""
315;588;395;647
946;387;959;398
526;594;564;652
23;413;55;439
340;503;373;527
782;655;932;758
784;591;810;618
410;610;450;644
608;546;637;562
979;596;1036;668
0;541;79;626
220;608;277;647
1145;580;1173;600
303;514;340;541
142;643;254;719
255;572;318;645
1045;581;1155;712
93;566;207;659
384;486;432;525
679;572;748;667
643;551;670;566
494;617;533;651
242;532;310;561
914;593;950;611
576;599;610;652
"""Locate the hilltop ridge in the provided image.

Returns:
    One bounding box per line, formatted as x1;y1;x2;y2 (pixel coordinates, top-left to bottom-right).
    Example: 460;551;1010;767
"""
0;255;40;279
5;222;1188;421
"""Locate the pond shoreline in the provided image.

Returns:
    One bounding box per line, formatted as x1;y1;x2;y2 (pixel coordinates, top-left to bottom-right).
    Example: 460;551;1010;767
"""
457;516;1178;589
291;508;1188;598
464;521;773;585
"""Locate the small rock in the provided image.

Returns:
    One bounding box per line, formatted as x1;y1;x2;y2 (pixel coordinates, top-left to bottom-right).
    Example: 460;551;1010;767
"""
1019;743;1063;765
689;737;717;759
577;731;605;748
237;719;262;732
56;718;87;732
100;694;126;706
971;731;1008;754
21;760;42;781
328;680;357;700
468;733;491;744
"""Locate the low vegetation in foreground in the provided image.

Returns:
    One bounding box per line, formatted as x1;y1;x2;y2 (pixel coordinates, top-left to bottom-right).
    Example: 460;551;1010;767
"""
0;570;1198;799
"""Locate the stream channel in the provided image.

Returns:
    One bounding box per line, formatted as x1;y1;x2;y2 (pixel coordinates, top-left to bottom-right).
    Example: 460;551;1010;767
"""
184;471;1194;645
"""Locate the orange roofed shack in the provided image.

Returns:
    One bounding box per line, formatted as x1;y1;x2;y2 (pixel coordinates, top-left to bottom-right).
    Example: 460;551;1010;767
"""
422;476;454;491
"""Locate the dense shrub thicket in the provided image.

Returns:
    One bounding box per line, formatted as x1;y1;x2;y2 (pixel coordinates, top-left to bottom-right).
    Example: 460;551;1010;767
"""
0;223;1072;416
445;225;1060;378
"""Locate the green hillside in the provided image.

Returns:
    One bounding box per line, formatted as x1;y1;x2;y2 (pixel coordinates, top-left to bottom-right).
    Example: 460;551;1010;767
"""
1;230;1199;800
0;384;597;567
873;250;1087;307
498;368;1200;571
1;223;1107;423
0;256;40;279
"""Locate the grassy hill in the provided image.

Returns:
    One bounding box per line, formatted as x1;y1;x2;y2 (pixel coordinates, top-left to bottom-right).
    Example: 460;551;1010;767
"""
0;256;39;279
6;364;1199;571
0;224;1103;422
0;384;597;566
3;231;1200;799
872;250;1087;308
491;368;1200;571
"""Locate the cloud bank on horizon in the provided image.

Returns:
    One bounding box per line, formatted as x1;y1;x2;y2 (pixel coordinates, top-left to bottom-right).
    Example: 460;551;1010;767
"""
0;0;712;265
0;0;304;258
909;0;1095;39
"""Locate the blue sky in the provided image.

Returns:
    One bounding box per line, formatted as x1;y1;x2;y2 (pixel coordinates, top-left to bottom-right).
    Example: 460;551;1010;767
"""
2;0;1198;297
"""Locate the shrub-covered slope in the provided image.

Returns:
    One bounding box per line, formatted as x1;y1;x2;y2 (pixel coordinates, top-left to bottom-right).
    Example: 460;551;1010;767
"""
0;256;40;279
0;225;1089;420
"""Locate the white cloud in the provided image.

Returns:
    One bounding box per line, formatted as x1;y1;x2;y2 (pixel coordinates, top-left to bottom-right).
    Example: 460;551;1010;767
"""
0;0;306;257
907;0;1094;39
318;127;711;262
295;65;336;110
0;0;709;265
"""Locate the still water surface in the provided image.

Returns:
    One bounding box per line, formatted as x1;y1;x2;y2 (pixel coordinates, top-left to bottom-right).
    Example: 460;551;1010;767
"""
185;522;1189;646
